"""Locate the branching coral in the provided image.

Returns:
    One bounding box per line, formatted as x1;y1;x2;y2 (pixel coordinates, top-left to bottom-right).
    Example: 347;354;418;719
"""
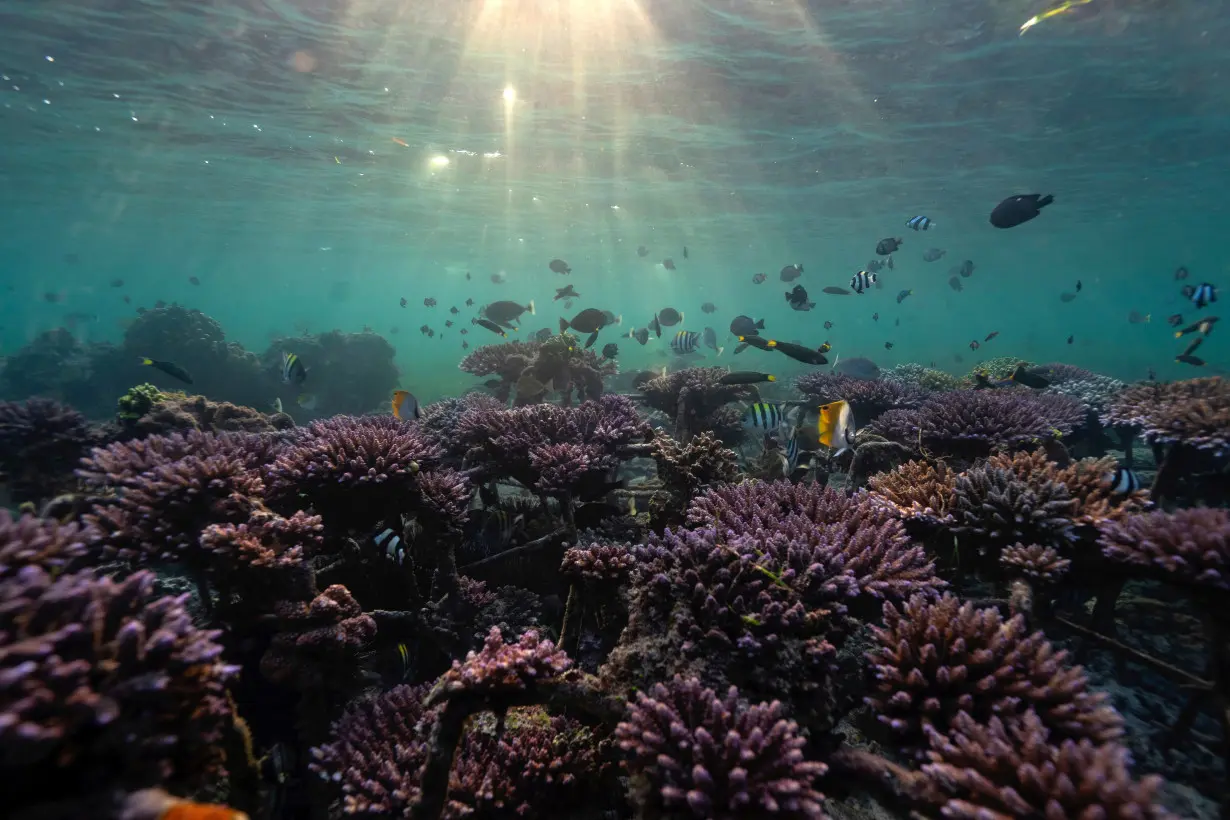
950;464;1076;553
0;397;94;502
198;508;322;601
560;542;636;586
1103;376;1230;456
460;336;616;405
1000;543;1071;584
418;393;505;458
118;390;291;436
865;593;1123;753
432;627;571;700
0;567;238;808
638;367;759;442
261;584;377;691
1097;506;1230;591
917;710;1172;819
865;459;957;527
795;371;929;424
0;510;97;580
615;676;826;819
415;468;473;533
989;450;1148;526
883;363;962;392
649;431;739;528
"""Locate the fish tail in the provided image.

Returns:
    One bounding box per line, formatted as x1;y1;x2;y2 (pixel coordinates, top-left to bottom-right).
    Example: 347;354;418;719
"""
1037;194;1054;209
527;300;535;315
755;318;765;329
716;346;724;357
615;314;623;325
767;375;775;381
559;318;569;333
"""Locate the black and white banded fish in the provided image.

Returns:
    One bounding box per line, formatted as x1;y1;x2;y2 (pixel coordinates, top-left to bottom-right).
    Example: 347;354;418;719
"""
373;527;404;564
483;510;525;550
1107;465;1141;495
742;402;789;430
905;215;934;231
670;330;701;354
850;270;877;294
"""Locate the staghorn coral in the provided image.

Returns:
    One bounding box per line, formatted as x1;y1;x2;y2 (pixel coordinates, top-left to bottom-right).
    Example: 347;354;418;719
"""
529;442;596;495
0;568;238;808
198;508;322;601
989;450;1148;526
883;363;962;392
418;393;505;458
638;367;759;442
0;509;97;580
950;464;1076;553
460;336;616;406
415;468;473;533
865;459;957;526
433;627;571;700
1030;362;1097;384
865;593;1123;753
1102;376;1230;456
261;585;376;691
1000;542;1071;583
795;371;929;425
917;710;1173;819
615;676;826;819
77;428;288;491
963;357;1025;383
560;542;636;586
0;397;94;502
650;431;739;528
1043;373;1126;415
1097;506;1230;591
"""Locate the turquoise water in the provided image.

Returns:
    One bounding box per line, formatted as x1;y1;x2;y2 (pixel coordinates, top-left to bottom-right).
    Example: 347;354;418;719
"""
2;0;1229;405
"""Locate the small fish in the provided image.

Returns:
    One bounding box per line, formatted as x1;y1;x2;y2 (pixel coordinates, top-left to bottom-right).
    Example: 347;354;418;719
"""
819;341;832;353
188;276;201;286
738;334;773;351
110;278;124;287
720;371;774;385
743;402;787;429
850;270;877;294
969;340;980;351
949;276;964;292
866;259;885;273
701;302;717;314
1008;364;1050;389
648;315;661;338
780;264;804;282
702;327;723;356
1179;336;1204;360
683;246;689;259
637;245;650;257
1128;311;1151;324
984;331;999;342
399;297;407;308
922;248;946;262
1175;266;1189;281
958;260;975;278
872;313;879;322
785;285;814;311
875;238;902;255
1189;283;1217;309
989;193;1054;228
465;298;474;307
823;321;833;330
490;272;507;284
884;341;893;350
555;284;579;301
895;318;899;327
663;258;677;270
624;327;650;345
272;397;283;414
420;324;430;335
657;307;683;326
817;399;856;453
461;341;469;349
282;352;307;385
601;342;619;359
123;295;131;304
373;527;404;564
896;289;913;304
141;357;193;384
822;286;851;295
752;272;767;284
549;258;572;275
298;393;318;410
1060;292;1077;303
1107;465;1141;495
392;389;420;420
670;330;701;354
43;291;63;303
905;215;934;231
1075;280;1082;292
473;317;507;336
1175;316;1219;338
466;272;472;280
424;298;437;307
449;306;459;315
1177;354;1206;367
564;300;573;309
770;340;828;365
1067;335;1074;344
887;256;895;270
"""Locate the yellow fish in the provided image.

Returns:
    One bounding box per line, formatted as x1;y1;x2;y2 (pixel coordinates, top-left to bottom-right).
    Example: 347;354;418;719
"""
391;389;420;420
1020;0;1095;35
816;399;856;454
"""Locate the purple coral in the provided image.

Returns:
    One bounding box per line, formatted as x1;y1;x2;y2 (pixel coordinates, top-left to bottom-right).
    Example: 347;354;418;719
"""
418;393;504;457
950;464;1077;551
919;710;1172;819
795;372;929;424
865;593;1123;753
529;442;595;495
1097;507;1230;591
415;468;473;532
78;429;286;491
0;567;237;806
1000;542;1071;583
615;676;826;819
0;509;97;580
560;542;636;585
261;584;377;691
638;366;759;441
0;398;93;502
1102;376;1230;456
433;627;571;700
199;509;321;599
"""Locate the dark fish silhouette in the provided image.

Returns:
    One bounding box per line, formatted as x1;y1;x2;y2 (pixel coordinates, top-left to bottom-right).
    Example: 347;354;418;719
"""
990;193;1054;228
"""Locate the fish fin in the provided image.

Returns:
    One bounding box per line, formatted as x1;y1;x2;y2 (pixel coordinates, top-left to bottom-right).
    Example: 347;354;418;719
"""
659;366;667;377
766;339;778;348
616;314;623;325
585;332;599;349
558;318;569;334
755;318;765;329
527;300;535;315
717;347;724;356
678;312;683;324
1036;194;1054;208
140;357;153;365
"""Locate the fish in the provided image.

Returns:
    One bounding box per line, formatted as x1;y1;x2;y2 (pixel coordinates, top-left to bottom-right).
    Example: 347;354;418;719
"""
297;393;318;410
817;399;856;453
656;308;684;327
1188;283;1217;309
949;276;963;292
1128;311;1151;324
884;342;894;350
636;245;650;258
738;334;773;351
1175;266;1189;281
123;295;131;304
516;372;553;398
670;330;701;355
443;321;452;328
648;315;662;338
887;256;895;270
1075;280;1082;292
420;324;430;335
896;289;913;304
701;302;717;314
559;307;617;347
1008;365;1050;389
989;193;1054;228
822;287;851;295
1179;336;1204;360
424;298;437;307
490;272;507;284
373;527;405;564
281;352;307;385
1107;465;1141;495
720;371;774;385
392;389;420;420
771;340;828;365
663;258;677;270
482;510;524;550
1060;292;1078;303
865;259;885;273
833;356;879;380
780;264;804;282
702;327;723;356
549;258;572;275
1067;335;1074;344
972;373;996;390
969;340;980;350
466;272;472;280
110;278;124;287
743;402;788;430
43;291;63;303
1019;0;1096;35
779;427;810;478
465;298;474;307
141;357;193;384
555;285;579;301
922;248;945;262
850;270;877;294
272;398;283;414
895;318;899;327
399;297;407;308
958;260;975;278
984;331;999;342
461;341;469;349
483;300;535;326
1177;354;1206;367
533;328;553;342
875;238;902;255
624;327;650;345
683;246;689;259
449;306;459;314
473;317;508;336
905;215;934;231
872;313;879;322
752;273;767;284
601;342;619;359
188;276;201;286
120;790;249;820
823;321;833;330
785;285;814;311
1175;317;1218;338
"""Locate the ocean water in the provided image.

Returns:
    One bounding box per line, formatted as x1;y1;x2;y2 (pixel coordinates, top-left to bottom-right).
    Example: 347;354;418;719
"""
3;0;1229;408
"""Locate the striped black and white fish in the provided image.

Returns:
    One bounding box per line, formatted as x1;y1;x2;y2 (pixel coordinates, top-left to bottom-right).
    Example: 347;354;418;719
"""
1107;465;1141;495
850;270;878;294
742;402;790;430
671;330;701;354
905;215;934;231
373;527;404;564
482;510;524;550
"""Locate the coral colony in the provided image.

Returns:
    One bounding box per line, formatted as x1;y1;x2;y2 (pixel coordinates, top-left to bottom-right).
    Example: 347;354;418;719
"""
3;317;1230;820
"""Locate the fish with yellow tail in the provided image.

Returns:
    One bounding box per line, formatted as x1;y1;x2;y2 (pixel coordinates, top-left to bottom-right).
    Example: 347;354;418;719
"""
391;389;420;420
816;399;856;455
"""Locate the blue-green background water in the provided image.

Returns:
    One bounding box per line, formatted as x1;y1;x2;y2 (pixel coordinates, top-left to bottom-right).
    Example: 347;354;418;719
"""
2;0;1229;405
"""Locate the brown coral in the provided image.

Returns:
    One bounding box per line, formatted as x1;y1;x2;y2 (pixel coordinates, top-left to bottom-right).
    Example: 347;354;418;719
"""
988;450;1148;526
865;459;957;526
1000;543;1071;583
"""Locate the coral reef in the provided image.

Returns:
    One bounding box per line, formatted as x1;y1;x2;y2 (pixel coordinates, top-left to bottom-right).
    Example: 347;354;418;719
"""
261;585;377;691
434;627;571;700
883;362;962;392
950;461;1076;553
560;542;636;586
117;383;165;421
637;367;759;442
648;430;739;529
262;329;400;417
0;509;97;580
1103;376;1230;456
459;335;616;406
1000;542;1072;583
116;389;292;436
795;371;929;425
615;676;826;819
0;397;94;503
1097;506;1230;591
865;459;957;527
